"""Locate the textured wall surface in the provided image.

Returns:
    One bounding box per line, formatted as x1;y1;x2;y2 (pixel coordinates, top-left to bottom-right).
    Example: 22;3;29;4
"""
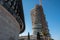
0;5;20;40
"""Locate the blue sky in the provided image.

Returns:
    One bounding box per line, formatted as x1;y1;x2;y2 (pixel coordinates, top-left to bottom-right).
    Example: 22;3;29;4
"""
19;0;60;40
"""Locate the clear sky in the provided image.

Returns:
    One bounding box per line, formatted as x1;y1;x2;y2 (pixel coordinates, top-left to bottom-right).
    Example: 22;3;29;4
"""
19;0;60;40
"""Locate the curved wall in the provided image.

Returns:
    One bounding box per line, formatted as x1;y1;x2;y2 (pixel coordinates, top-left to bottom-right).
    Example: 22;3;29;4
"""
0;5;20;40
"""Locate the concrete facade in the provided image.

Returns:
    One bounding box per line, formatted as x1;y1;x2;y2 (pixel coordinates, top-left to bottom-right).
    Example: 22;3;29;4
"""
0;0;25;34
0;5;20;40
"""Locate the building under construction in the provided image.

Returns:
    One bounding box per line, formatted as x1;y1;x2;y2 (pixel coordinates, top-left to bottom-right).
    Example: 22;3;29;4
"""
19;0;53;40
31;4;52;40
